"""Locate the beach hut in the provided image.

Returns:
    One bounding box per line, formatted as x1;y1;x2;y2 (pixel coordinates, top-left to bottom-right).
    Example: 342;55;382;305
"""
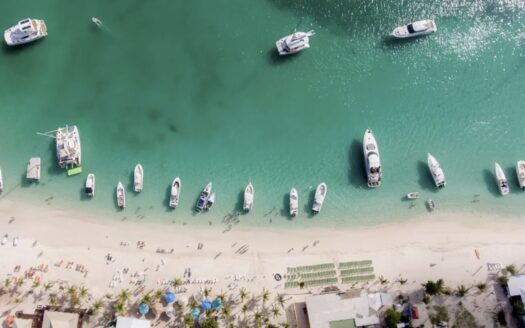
191;309;200;319
138;303;150;315
163;292;176;303
212;298;222;310
200;300;212;311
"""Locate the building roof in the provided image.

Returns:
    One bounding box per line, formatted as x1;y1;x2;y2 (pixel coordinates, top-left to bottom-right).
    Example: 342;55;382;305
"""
42;311;79;328
116;317;151;328
508;275;525;297
329;319;356;328
14;318;33;328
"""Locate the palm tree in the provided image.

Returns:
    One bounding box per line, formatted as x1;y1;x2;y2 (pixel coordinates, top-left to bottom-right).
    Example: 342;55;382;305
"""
154;289;164;303
378;275;389;285
217;292;227;302
275;294;286;309
43;282;53;292
506;264;517;276
261;289;271;305
396;277;408;285
4;278;11;289
253;311;263;327
171;278;183;289
15;277;25;288
221;306;232;321
90;300;102;316
66;285;78;301
79;285;89;300
113;301;126;317
203;287;211;299
117;289;131;304
475;282;487;293
183;314;194;328
241;304;249;318
271;307;281;319
49;294;58;306
456;284;470;297
239;288;249;303
141;292;153;306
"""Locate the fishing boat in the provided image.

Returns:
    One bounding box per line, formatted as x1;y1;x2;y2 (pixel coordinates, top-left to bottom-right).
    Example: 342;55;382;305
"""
26;157;41;182
516;161;525;190
116;182;126;208
169;177;181;208
426;199;435;211
0;168;3;193
363;129;382;188
134;164;144;192
196;182;212;211
85;173;95;197
205;193;216;210
91;17;102;26
4;18;47;46
427;153;446;188
243;182;254;212
275;30;315;56
290;187;299;217
406;192;419;200
312;182;327;214
391;19;436;38
495;162;509;195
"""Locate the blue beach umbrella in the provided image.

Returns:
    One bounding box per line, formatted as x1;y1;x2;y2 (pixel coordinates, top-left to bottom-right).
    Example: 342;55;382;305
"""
164;292;176;303
191;308;201;319
138;303;150;315
212;298;222;310
200;300;212;311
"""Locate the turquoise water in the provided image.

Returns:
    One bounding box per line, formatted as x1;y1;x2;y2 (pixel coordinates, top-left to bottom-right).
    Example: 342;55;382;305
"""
1;0;525;228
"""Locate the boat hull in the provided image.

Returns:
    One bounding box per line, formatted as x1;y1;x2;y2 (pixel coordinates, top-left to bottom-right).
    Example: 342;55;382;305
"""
495;163;509;196
134;164;143;192
85;174;95;197
169;178;181;208
243;183;254;211
427;153;446;188
290;188;299;217
312;183;327;214
363;129;381;188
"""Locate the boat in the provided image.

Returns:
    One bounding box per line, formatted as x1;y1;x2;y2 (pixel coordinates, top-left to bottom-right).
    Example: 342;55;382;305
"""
243;182;254;212
4;18;47;46
516;161;525;190
169;177;181;208
290;187;299;217
406;192;419;200
427;153;446;188
391;19;436;38
205;193;216;210
196;182;212;211
275;30;315;56
0;168;3;193
134;164;144;192
55;125;81;169
363;129;382;188
26;157;41;182
91;17;102;26
85;174;95;197
426;199;435;211
312;182;327;214
116;182;126;208
495;162;509;195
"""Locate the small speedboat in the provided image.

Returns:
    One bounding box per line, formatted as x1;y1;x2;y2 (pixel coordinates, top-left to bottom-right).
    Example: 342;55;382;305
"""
391;19;436;38
406;192;419;200
4;18;47;46
196;182;212;211
275;30;315;56
116;181;126;208
85;173;95;197
427;153;446;188
91;17;102;26
0;168;3;193
169;177;181;208
427;199;435;211
516;161;525;190
290;187;299;217
495;163;509;195
363;129;382;188
205;193;216;210
134;164;143;192
312;182;327;214
243;182;254;212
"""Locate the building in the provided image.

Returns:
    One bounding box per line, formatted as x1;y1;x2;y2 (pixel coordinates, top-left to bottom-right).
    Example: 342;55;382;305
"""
14;306;86;328
507;274;525;322
115;317;151;328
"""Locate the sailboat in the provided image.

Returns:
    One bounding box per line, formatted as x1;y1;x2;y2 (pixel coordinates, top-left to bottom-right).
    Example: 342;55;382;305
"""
275;30;315;56
495;163;509;195
169;177;181;208
243;182;254;212
290;187;299;217
134;164;143;192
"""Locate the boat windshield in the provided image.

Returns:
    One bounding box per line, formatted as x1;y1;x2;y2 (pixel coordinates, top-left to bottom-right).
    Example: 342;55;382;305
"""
407;24;415;34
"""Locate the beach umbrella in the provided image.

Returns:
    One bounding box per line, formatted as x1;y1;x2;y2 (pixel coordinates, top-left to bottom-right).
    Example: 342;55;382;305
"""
164;292;176;303
191;309;201;319
212;298;222;310
138;303;150;315
200;300;212;311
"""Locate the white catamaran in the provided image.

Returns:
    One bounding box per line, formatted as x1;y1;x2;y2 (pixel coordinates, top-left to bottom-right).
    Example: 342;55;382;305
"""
276;30;315;56
56;125;81;169
495;162;509;195
312;182;327;214
243;182;254;212
427;153;446;188
134;164;144;193
169;177;181;208
363;129;382;188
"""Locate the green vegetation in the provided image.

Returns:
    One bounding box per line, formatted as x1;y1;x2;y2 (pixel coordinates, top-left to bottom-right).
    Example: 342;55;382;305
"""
510;297;525;316
384;308;402;328
201;317;219;328
475;282;487;293
430;305;449;325
456;284;470;297
453;305;478;328
505;264;517;276
423;279;445;296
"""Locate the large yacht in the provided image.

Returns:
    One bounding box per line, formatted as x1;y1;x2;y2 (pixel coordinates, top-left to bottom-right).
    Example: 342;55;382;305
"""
56;125;81;169
4;18;47;46
276;30;315;56
363;129;382;188
427;153;446;188
391;20;436;38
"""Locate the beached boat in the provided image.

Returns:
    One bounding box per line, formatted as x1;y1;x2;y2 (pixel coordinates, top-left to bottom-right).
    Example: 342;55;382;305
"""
91;17;102;26
196;182;212;211
391;19;436;38
312;182;327;214
243;182;254;212
169;177;181;208
4;18;47;46
516;161;525;190
55;125;81;169
116;181;126;208
406;192;419;200
276;30;315;56
0;168;3;193
495;162;509;195
427;153;446;188
85;173;95;197
363;129;382;188
134;164;144;192
205;193;216;210
426;199;435;211
26;157;41;182
290;187;299;217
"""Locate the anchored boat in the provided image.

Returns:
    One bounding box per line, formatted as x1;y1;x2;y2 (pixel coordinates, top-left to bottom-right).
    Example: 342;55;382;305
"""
205;193;216;210
427;199;436;211
196;182;212;211
26;157;41;182
134;164;144;192
495;163;509;195
406;192;419;200
276;30;315;56
427;153;446;188
516;161;525;191
363;129;382;188
4;18;47;46
116;181;126;208
243;182;254;212
85;173;95;197
169;177;181;208
391;19;436;38
290;187;299;217
312;182;327;214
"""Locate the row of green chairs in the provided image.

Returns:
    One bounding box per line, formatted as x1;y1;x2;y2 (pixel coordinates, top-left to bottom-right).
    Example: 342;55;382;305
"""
298;270;337;280
340;267;374;276
338;260;373;269
303;278;338;287
341;274;376;283
287;263;335;273
285;281;300;289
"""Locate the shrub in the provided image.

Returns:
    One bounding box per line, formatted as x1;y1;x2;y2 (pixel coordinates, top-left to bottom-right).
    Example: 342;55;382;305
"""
384;308;402;328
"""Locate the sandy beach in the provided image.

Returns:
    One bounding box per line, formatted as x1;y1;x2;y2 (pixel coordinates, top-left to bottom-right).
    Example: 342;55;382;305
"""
1;198;525;326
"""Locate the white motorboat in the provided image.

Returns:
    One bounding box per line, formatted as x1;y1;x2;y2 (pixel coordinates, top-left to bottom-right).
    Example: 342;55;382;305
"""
275;30;315;56
312;182;327;214
290;187;299;217
116;181;126;208
55;125;81;169
196;182;212;211
0;168;3;193
516;161;525;190
495;163;509;195
391;19;436;38
85;173;95;197
26;157;41;182
427;199;436;211
169;177;181;208
363;129;382;188
205;193;216;210
427;153;446;188
4;18;47;46
243;182;254;212
91;17;102;26
134;164;144;192
406;192;419;200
